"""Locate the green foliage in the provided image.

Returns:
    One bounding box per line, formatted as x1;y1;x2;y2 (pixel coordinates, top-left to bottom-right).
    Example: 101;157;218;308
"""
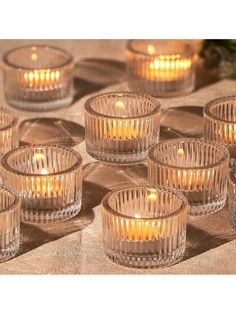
200;39;236;78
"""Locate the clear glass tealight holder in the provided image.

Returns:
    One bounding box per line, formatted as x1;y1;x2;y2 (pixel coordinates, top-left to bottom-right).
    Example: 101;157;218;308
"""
204;96;236;168
102;185;188;268
229;168;236;229
148;138;229;216
126;40;197;98
3;45;74;111
0;107;18;156
1;145;83;223
0;186;20;262
84;91;161;164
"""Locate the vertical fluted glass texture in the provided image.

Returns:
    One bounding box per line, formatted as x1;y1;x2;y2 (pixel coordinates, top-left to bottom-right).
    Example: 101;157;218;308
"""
0;108;18;156
102;185;188;268
204;96;236;167
1;145;82;223
126;40;196;97
0;186;20;262
3;45;74;111
229;168;236;229
85;91;161;164
148;138;229;216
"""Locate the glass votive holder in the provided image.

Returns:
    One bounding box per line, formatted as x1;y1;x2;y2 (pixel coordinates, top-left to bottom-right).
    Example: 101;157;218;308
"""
204;96;236;168
148;138;229;216
84;91;161;164
102;185;188;268
0;107;18;156
229;168;236;229
0;185;20;262
1;145;82;223
126;40;197;98
3;45;74;111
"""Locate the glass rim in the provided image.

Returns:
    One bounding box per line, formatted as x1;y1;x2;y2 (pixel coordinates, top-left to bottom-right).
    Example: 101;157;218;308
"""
126;39;195;58
2;45;74;71
204;95;236;124
101;184;189;221
84;91;161;120
1;144;83;177
0;185;20;215
0;107;18;132
148;137;229;171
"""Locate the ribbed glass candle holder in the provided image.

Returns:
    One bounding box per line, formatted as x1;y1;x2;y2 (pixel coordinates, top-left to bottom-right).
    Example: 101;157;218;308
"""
0;107;18;156
102;185;188;268
3;45;74;111
229;168;236;229
1;145;82;223
126;40;196;97
85;91;161;164
204;96;236;168
148;138;229;216
0;186;20;262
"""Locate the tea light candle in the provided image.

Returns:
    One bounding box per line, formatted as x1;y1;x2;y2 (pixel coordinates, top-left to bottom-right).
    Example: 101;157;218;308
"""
204;96;236;167
3;45;74;111
148;138;229;216
0;186;20;263
102;185;188;268
1;145;83;223
85;91;161;164
126;40;196;97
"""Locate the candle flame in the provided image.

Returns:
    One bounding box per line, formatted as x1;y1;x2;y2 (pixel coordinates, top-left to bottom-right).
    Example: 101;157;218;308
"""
115;101;125;109
147;188;157;201
31;53;38;61
177;148;185;156
147;44;155;54
147;193;157;201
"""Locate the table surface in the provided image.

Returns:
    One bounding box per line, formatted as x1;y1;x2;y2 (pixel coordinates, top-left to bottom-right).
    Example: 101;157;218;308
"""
0;40;236;274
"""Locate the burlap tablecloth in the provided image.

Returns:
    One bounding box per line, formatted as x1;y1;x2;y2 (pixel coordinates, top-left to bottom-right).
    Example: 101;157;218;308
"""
0;40;236;274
